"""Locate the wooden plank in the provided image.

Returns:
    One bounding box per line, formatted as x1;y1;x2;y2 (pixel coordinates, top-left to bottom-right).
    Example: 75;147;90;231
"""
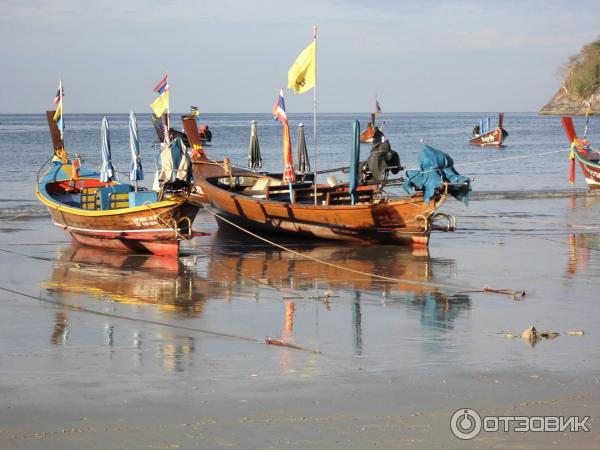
46;111;63;151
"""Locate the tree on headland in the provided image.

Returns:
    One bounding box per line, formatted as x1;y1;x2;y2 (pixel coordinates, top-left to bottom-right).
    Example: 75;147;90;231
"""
562;37;600;100
540;36;600;114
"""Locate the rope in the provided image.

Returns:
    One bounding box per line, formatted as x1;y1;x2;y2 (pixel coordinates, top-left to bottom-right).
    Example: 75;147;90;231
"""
453;149;570;169
203;148;572;189
142;201;192;240
0;263;319;354
0;285;263;344
400;148;572;175
192;246;304;298
203;208;525;297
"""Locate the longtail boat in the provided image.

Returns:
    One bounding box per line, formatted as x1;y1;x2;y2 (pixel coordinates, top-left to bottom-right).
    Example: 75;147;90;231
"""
469;113;508;147
359;112;384;144
562;116;600;189
187;116;470;248
36;111;200;256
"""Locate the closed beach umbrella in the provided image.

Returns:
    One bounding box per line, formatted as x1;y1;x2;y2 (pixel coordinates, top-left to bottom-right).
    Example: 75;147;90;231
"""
349;120;360;205
247;120;262;169
129;111;143;190
296;122;310;174
100;116;117;184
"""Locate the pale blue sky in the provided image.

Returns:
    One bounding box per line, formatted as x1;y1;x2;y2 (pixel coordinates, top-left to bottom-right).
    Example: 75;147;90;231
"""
1;0;599;113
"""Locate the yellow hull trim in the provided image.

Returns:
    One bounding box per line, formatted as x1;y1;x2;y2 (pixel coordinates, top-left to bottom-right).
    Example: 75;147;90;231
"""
35;186;181;217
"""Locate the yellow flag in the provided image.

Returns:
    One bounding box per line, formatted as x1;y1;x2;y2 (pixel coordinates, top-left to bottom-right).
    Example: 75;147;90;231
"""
287;41;316;94
53;102;62;121
150;91;170;117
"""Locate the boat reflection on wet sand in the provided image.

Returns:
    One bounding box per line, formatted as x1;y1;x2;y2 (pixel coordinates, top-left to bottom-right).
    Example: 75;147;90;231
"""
45;236;471;360
46;245;214;313
567;233;600;276
207;229;447;291
206;230;471;336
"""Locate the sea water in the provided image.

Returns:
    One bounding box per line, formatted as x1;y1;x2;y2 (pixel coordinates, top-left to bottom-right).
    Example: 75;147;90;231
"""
0;112;597;208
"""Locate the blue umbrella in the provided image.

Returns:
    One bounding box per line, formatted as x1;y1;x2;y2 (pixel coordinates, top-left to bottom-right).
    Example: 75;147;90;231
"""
349;120;360;205
100;116;117;184
129;111;143;190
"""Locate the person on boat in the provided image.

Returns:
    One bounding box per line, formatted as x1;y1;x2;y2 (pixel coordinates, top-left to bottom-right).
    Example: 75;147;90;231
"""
199;125;212;142
472;124;480;136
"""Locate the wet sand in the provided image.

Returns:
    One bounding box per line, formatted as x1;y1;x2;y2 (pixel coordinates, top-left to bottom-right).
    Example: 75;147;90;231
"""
1;196;599;449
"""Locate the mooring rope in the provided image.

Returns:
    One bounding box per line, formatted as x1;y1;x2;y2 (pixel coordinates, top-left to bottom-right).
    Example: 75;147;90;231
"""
452;149;570;169
0;247;320;353
202;208;525;298
0;284;320;354
191;245;305;299
202;148;573;191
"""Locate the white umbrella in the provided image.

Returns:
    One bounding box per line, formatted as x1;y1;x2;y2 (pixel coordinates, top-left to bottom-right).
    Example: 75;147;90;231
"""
100;116;117;184
129;111;143;191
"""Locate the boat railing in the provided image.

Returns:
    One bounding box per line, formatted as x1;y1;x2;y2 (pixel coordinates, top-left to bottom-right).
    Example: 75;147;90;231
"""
430;212;457;232
36;156;54;185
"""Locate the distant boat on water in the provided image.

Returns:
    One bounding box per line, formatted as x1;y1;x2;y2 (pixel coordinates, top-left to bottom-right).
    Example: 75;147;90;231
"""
359;112;384;144
469;113;508;147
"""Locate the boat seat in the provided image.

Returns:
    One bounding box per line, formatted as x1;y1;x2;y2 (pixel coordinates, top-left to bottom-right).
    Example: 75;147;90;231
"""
326;190;373;205
97;185;134;210
128;191;159;207
251;177;270;192
266;182;313;199
108;192;131;210
81;187;100;210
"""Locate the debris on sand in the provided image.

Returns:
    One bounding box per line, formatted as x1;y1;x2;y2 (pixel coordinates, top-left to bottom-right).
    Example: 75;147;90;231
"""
503;326;585;345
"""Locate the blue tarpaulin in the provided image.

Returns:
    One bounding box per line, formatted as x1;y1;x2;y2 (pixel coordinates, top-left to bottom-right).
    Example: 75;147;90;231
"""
349;120;360;205
403;145;471;205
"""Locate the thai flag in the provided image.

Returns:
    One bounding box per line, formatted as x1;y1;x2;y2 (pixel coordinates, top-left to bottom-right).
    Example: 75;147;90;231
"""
272;88;288;126
53;81;64;105
154;74;169;95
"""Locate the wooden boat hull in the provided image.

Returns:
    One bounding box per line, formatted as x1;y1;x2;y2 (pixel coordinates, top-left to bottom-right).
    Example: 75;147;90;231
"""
469;127;508;147
575;150;600;189
359;125;384;144
360;127;375;143
36;183;199;256
207;202;432;246
192;161;443;248
48;201;198;256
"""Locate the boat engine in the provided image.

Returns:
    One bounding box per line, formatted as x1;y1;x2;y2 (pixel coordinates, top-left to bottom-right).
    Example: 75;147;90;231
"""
361;141;403;182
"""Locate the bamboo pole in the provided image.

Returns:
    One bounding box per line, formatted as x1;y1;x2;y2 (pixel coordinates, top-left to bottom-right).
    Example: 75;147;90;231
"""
313;25;318;205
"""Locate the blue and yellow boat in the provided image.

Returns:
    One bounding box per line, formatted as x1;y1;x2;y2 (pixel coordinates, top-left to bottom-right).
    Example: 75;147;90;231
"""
36;111;200;256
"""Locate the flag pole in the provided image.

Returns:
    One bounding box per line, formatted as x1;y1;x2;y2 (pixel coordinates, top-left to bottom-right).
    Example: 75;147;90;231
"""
312;25;318;204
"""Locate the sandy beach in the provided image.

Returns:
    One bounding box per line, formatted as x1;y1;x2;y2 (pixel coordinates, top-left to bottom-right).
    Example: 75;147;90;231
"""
1;193;599;449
